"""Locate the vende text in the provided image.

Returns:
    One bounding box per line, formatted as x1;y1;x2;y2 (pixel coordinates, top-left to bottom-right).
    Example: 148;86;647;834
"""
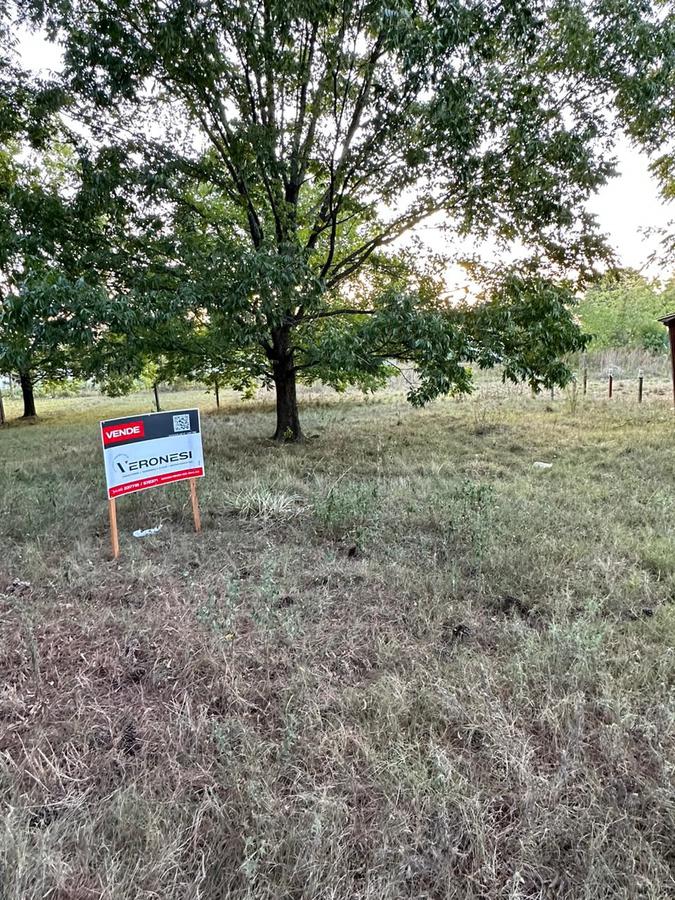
102;421;145;446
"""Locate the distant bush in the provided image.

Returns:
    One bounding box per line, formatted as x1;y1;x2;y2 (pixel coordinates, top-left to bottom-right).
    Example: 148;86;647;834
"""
37;378;88;398
99;373;145;397
578;272;675;352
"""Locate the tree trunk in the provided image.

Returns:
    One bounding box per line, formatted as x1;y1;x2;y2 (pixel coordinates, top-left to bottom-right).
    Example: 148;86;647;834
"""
271;328;303;442
19;372;37;418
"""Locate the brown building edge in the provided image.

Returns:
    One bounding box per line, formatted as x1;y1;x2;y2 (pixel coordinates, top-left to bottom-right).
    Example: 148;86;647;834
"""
659;313;675;407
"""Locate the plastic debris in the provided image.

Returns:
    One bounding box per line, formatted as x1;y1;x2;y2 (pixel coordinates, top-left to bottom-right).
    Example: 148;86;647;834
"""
132;524;163;538
6;579;31;595
532;461;553;470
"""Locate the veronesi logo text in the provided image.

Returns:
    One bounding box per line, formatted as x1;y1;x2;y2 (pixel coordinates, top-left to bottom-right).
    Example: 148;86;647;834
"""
114;450;193;474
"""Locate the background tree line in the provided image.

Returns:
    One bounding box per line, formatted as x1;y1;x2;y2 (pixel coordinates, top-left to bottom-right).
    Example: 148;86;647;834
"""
578;271;675;353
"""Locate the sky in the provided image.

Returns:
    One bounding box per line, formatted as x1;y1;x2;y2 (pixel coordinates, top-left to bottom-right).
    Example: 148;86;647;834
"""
17;29;674;278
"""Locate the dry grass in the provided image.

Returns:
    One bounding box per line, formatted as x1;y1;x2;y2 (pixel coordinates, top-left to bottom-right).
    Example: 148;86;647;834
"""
1;381;674;899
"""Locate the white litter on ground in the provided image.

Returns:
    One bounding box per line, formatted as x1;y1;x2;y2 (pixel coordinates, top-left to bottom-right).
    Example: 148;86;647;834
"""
532;462;553;470
132;524;164;538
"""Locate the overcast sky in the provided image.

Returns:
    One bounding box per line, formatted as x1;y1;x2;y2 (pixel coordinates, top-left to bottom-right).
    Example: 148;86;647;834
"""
18;29;674;278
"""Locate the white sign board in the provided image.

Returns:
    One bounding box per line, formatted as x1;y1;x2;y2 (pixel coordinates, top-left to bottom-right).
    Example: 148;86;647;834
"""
100;409;204;499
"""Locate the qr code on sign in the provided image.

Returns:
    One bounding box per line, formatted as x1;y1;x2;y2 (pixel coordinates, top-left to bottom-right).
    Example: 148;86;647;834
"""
173;414;191;433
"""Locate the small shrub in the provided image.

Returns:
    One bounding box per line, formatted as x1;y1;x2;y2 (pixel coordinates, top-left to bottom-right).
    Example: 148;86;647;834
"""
314;479;380;543
445;478;494;559
228;480;306;521
564;376;579;414
470;390;500;435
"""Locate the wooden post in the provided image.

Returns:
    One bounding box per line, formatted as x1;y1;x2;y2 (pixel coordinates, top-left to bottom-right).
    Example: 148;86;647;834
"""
189;478;201;532
0;388;5;426
153;383;161;412
215;379;220;409
608;373;613;399
638;371;644;404
108;497;120;559
583;368;588;395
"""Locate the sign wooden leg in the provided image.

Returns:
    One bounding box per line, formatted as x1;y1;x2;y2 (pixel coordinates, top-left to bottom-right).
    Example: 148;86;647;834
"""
108;497;120;559
189;478;202;532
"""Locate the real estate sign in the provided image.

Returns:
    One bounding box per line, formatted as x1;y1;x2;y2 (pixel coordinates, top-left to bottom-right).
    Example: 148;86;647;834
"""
100;409;204;499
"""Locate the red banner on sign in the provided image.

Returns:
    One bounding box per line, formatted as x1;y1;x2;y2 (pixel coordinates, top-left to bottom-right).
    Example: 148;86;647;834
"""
102;420;145;446
107;466;204;498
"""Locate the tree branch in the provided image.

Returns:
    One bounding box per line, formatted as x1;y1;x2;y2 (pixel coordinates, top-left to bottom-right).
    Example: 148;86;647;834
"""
300;307;377;322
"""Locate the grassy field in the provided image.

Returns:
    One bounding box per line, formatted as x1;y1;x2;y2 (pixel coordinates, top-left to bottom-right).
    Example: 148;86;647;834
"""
1;382;674;899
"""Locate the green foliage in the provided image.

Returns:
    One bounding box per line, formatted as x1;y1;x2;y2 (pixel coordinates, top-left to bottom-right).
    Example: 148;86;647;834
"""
12;0;675;435
21;0;664;437
447;478;494;559
314;478;381;547
0;269;107;385
578;272;675;351
0;66;114;407
37;377;86;398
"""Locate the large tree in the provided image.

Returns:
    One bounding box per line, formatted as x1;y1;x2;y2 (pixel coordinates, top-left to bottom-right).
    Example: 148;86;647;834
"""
25;0;673;439
0;269;102;418
0;133;111;417
0;14;117;418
